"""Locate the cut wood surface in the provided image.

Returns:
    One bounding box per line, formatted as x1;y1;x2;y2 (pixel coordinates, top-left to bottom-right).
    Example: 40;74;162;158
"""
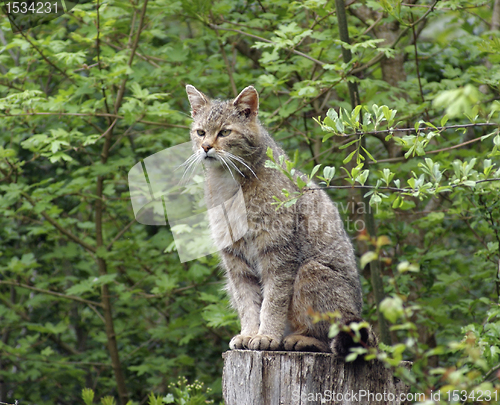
223;350;411;405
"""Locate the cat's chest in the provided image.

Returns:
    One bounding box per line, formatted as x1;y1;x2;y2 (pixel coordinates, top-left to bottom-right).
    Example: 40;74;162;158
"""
225;231;269;277
205;170;297;271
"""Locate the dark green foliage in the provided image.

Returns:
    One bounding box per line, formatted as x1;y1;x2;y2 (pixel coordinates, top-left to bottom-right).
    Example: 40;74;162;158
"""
0;0;499;404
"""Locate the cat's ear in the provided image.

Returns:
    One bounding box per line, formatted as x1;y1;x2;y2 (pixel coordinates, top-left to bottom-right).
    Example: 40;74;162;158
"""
186;85;209;117
233;86;259;118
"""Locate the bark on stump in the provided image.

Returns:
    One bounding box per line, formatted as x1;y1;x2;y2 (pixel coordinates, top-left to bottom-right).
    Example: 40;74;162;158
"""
223;350;411;405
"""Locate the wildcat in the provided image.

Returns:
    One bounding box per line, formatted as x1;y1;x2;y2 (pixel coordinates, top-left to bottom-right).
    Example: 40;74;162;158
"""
185;84;375;354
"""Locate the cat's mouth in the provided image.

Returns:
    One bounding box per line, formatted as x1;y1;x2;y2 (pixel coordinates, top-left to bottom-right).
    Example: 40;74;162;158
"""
203;148;218;161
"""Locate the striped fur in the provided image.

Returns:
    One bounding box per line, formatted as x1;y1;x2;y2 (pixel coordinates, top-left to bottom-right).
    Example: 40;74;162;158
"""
185;85;376;354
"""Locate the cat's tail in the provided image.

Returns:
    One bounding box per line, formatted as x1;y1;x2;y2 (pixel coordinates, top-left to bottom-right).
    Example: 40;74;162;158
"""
330;317;378;357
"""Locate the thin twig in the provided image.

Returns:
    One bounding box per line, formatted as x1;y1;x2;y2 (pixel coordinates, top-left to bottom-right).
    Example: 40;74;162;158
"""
219;40;237;97
137;120;189;129
109;114;144;152
95;0;113;125
310;177;500;194
0;112;189;129
360;14;383;36
211;12;238;97
106;218;137;250
0;296;80;355
208;24;325;67
21;192;96;254
0;281;103;307
94;4;150;404
326;122;499;138
101;39;164;67
0;80;24;92
15;27;75;84
411;15;429;121
350;0;440;75
97;118;118;142
114;0;149;115
482;362;500;382
369;133;495;164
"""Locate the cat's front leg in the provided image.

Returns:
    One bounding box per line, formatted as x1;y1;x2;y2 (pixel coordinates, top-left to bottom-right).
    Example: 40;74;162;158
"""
222;250;262;349
229;294;260;350
227;273;261;349
247;261;296;351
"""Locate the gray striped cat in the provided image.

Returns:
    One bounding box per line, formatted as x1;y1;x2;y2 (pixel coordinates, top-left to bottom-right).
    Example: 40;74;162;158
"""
185;84;375;354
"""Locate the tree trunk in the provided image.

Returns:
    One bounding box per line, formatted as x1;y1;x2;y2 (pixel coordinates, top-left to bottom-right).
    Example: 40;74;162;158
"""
223;350;411;405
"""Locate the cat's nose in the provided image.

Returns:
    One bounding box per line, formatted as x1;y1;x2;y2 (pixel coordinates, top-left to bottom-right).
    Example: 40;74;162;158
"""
202;143;212;153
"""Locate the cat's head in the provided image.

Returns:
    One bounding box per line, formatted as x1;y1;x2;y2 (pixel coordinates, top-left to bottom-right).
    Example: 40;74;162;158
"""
185;85;262;177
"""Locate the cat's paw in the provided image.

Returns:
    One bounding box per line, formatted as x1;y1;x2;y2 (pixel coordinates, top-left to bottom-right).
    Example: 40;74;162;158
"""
283;334;330;352
229;334;254;349
247;334;281;351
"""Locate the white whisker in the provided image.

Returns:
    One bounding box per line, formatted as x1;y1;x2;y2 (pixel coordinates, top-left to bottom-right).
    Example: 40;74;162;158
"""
221;152;245;178
176;153;199;172
182;156;198;176
218;154;237;182
179;152;202;185
224;152;258;179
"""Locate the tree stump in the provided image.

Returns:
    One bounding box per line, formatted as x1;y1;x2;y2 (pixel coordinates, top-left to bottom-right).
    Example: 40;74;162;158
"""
223;350;411;405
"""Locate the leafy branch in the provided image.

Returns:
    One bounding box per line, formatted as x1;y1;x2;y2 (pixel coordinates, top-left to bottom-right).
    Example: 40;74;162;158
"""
264;146;324;209
0;112;189;129
0;280;103;308
349;0;440;75
207;23;325;67
309;177;500;194
21;192;97;254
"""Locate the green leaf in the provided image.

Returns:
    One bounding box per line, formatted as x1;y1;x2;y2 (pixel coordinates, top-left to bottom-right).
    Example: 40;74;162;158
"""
82;388;95;405
356;169;369;186
339;138;359;150
345;352;359;362
41;346;55;357
361;146;377;163
432;84;482;118
266;146;274;160
296;176;307;190
462;180;476;187
147;392;163;405
351;105;362;123
380;296;404;323
310;164;321;179
323;166;336;180
360;251;378;268
397;261;419;273
264;160;280;170
343;150;356;164
284;197;299;207
48;152;73;163
0;147;16;158
369;193;382;206
163;394;175;404
101;396;116;405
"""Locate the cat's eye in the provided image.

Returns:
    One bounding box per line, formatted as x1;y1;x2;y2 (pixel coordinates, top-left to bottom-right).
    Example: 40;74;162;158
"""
218;129;231;137
196;129;205;137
